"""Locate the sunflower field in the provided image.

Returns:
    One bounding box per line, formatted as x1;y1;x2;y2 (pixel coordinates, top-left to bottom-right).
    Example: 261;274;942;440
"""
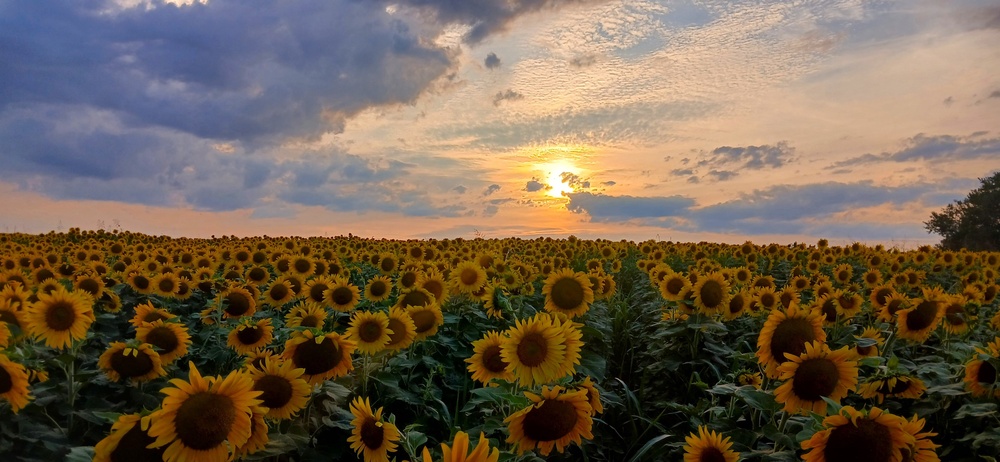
0;229;999;462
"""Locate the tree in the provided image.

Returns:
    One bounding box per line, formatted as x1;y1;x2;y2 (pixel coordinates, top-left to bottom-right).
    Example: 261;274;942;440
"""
924;171;1000;251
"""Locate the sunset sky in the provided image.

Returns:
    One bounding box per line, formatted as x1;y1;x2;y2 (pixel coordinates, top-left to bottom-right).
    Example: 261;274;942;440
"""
1;0;998;246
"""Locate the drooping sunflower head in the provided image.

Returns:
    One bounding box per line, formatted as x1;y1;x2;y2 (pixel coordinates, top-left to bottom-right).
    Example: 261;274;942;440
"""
775;341;858;415
853;326;884;358
542;268;595;319
757;305;827;379
964;338;1000;398
504;385;594;456
896;287;947;343
735;370;763;389
859;373;927;404
941;295;972;335
406;303;444;342
801;406;914;462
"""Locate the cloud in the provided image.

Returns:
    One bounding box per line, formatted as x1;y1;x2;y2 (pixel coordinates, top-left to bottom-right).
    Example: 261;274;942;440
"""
569;54;598;67
525;178;548;192
687;181;935;235
1;0;457;145
832;133;1000;168
453;185;468;194
560;172;590;189
492;89;524;106
602;180;616;186
565;192;695;221
990;90;1000;99
484;52;501;69
483;184;501;196
698;141;795;170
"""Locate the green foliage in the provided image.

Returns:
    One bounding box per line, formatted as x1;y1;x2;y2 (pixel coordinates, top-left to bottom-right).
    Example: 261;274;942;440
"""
926;171;1000;251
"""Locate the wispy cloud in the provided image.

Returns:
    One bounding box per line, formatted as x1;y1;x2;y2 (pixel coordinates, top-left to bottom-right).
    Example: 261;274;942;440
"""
831;133;1000;168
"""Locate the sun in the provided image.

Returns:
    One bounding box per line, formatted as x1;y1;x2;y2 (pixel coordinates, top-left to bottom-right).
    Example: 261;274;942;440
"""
543;161;581;199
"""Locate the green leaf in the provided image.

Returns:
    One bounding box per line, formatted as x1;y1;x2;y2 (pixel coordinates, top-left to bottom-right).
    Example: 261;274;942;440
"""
736;388;780;412
64;447;95;462
626;433;671;462
954;403;998;419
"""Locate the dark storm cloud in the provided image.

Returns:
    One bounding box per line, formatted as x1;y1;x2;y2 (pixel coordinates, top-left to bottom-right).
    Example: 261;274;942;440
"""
565;192;695;221
831;133;1000;168
388;0;609;44
484;52;501;69
0;0;455;144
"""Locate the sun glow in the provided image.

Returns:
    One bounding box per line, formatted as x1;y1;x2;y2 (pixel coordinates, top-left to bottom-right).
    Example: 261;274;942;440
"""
543;161;581;199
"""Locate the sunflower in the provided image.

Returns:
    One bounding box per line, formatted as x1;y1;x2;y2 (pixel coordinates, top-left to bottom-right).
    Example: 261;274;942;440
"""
659;272;691;302
692;272;731;315
721;368;753;389
262;279;295;308
347;396;400;462
501;314;568;387
896;287;946;343
682;426;739;462
774;341;857;415
150;272;182;298
756;305;827;379
396;267;424;291
326;277;361;312
0;353;31;413
551;314;584;379
858;374;927;404
753;286;781;313
93;414;166;462
451;261;488;295
0;281;30;311
364;275;393;303
407;303;444;342
963;337;1000;398
218;286;257;319
98;342;167;383
421;431;500;462
285;301;329;329
27;286;95;350
0;322;9;349
135;319;191;366
481;283;505;319
248;357;311;420
941;295;971;335
384;307;417;352
853;326;884;359
148;363;262;462
899;414;940;462
0;299;25;337
421;270;449;305
836;291;864;319
73;273;106;298
541;268;594;319
282;330;357;385
576;376;604;415
227;318;274;355
129;302;177;328
811;293;842;326
801;406;913;462
466;331;514;384
127;271;155;295
504;385;593;456
347;310;392;355
877;292;910;323
233;406;269;459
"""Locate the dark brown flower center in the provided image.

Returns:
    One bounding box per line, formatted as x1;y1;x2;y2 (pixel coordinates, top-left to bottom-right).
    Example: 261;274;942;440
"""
698;280;725;309
292;337;342;376
77;278;102;296
400;272;418;289
483;345;508;373
460;268;481;287
791;358;841;401
698;447;728;462
1;310;21;328
824;418;894;462
331;287;354;306
225;293;252;316
293;259;312;274
268;284;290;301
978;361;997;385
517;332;549;367
400;290;432;308
423;280;444;301
386;318;408;346
0;364;12;393
944;305;966;326
110;348;155;378
254;375;293;409
522;399;578;442
770;317;818;364
158;278;176;293
175;392;237;450
368;281;388;298
300;314;322;328
132;275;150;290
360;417;385;449
878;377;914;395
906;300;941;331
409;309;437;334
110;422;166;462
348;318;378;343
551;277;585;311
248;267;268;282
665;277;686;296
45;301;77;331
308;284;328;304
237;326;264;346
